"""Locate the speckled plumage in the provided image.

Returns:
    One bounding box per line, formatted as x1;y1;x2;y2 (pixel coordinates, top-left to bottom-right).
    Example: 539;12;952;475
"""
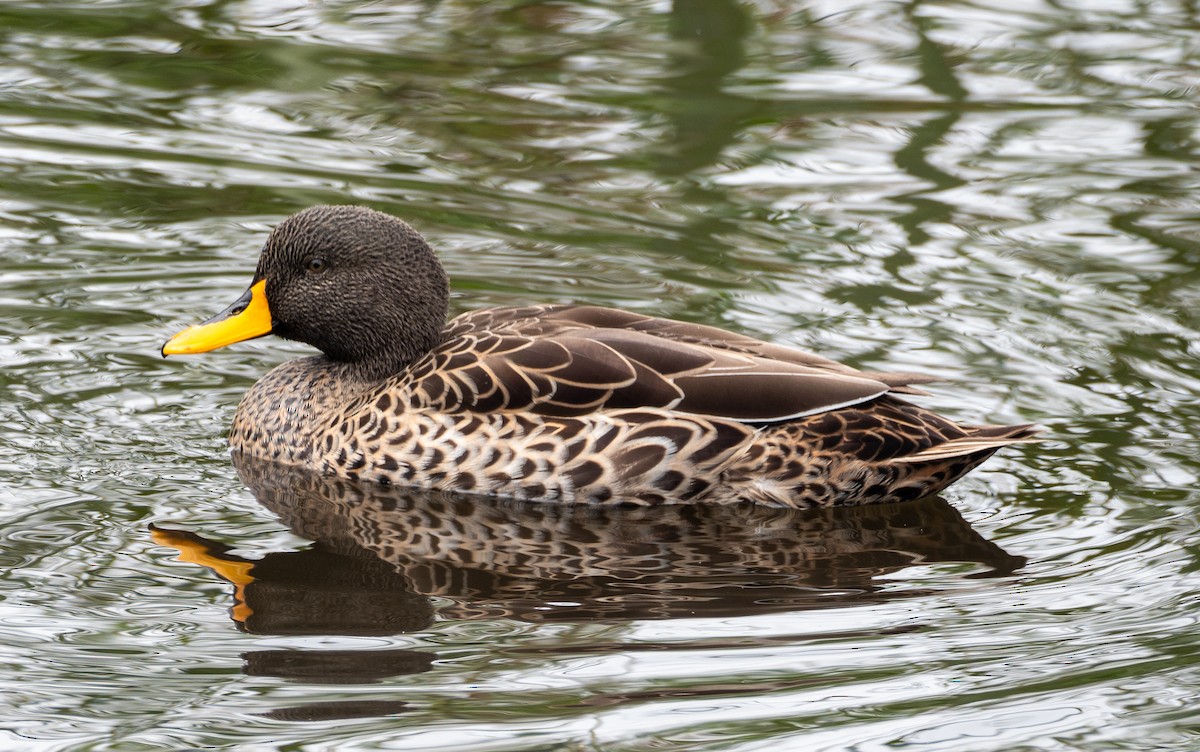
173;205;1039;507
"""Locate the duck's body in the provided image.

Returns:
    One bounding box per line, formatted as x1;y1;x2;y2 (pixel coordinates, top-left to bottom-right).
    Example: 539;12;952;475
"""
166;206;1038;507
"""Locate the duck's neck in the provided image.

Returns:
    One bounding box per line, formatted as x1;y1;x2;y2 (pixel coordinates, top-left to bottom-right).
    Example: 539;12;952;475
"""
335;319;445;384
340;347;426;384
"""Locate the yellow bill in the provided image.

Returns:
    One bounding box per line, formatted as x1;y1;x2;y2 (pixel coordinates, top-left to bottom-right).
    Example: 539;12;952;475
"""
162;279;272;356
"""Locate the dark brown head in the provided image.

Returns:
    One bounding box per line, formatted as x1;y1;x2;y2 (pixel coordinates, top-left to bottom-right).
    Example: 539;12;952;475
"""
163;206;450;377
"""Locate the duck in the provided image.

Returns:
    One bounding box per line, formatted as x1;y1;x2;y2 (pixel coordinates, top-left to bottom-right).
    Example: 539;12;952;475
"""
162;205;1039;507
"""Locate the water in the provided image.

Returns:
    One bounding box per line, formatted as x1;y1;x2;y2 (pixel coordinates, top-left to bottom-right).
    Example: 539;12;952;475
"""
1;0;1198;749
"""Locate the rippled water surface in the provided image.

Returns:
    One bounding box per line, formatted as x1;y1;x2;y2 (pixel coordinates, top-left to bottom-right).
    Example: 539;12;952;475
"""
2;1;1199;749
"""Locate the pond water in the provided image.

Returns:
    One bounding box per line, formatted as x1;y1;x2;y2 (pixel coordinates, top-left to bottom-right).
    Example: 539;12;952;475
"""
2;0;1199;749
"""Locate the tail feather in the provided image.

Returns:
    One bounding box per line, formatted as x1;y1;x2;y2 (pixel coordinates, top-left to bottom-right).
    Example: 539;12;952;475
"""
888;423;1042;464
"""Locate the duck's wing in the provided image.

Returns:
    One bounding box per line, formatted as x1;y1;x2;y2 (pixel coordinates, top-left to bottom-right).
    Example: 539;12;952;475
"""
404;305;934;424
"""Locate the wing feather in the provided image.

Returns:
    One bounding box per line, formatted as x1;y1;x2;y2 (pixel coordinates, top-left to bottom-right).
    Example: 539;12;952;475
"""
405;304;933;422
541;337;638;387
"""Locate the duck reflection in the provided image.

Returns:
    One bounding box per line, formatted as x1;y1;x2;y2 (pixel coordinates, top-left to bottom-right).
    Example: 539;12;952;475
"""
153;454;1023;720
157;453;1024;628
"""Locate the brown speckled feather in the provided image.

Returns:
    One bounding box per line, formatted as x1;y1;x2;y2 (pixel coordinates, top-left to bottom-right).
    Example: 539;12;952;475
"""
228;303;1038;508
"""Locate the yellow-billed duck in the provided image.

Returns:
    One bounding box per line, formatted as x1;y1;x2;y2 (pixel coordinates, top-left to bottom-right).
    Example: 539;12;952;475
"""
163;205;1039;506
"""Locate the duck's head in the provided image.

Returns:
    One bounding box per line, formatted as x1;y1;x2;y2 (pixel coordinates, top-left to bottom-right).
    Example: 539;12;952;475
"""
163;206;450;376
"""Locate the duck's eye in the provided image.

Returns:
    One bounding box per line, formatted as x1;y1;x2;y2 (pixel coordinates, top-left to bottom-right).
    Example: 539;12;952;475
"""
306;257;328;274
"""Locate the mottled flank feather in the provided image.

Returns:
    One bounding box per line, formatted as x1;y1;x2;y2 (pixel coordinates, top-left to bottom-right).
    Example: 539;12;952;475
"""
170;205;1039;508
